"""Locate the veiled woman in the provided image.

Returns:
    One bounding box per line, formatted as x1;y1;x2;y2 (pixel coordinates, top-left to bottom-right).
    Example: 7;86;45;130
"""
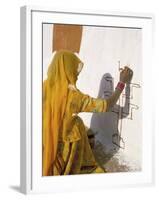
42;50;133;176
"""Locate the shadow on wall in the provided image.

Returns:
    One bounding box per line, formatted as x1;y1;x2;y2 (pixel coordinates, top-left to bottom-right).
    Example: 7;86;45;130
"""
90;73;131;167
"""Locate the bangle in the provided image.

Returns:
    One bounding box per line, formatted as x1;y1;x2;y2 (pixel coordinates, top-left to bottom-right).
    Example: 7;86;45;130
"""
116;81;125;91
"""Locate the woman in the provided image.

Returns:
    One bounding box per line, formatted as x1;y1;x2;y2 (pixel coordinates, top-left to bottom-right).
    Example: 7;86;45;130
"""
42;50;133;176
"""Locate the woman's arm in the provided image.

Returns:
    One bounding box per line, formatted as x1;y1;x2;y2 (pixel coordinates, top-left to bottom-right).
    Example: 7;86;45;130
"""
106;66;133;111
77;67;133;113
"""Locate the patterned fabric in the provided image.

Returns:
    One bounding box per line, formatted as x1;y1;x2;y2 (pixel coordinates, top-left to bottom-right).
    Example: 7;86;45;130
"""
53;89;107;175
42;50;83;176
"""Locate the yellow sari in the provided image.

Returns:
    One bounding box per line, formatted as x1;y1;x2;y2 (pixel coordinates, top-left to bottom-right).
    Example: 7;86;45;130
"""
42;50;107;176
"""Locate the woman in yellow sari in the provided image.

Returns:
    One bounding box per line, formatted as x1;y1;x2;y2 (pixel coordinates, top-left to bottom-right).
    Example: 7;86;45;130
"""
42;50;133;176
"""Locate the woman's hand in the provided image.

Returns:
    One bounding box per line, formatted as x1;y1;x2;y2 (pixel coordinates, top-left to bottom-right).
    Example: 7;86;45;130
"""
107;66;133;110
120;66;133;83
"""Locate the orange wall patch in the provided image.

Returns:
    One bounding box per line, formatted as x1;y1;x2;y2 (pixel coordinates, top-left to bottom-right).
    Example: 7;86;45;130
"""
52;24;83;53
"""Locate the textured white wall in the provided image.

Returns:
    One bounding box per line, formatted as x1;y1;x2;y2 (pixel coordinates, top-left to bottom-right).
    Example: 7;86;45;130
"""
43;24;53;80
43;24;142;171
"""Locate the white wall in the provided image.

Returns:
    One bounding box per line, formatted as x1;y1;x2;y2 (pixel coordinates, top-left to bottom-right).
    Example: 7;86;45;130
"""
43;24;142;171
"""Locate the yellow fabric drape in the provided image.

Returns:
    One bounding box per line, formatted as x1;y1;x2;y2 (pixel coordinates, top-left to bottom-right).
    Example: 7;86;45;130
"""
51;89;107;175
42;50;83;176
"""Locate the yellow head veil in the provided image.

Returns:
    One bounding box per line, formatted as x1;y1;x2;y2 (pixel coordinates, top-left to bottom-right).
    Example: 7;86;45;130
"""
42;50;82;176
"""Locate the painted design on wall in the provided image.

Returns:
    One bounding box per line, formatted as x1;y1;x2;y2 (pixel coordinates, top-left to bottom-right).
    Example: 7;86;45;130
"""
111;61;141;149
90;59;141;172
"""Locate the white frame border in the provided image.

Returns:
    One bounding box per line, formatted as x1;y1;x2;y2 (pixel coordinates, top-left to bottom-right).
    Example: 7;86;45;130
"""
20;5;155;194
